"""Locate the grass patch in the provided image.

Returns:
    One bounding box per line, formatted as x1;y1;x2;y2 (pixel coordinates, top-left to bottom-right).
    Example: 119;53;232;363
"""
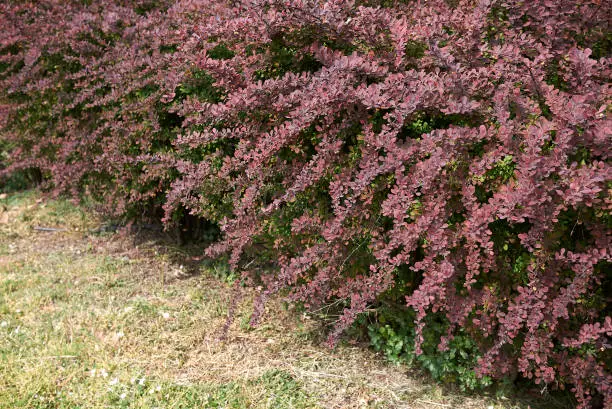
0;190;547;408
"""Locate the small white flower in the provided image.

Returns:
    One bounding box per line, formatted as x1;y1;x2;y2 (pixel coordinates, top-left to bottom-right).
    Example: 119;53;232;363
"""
148;388;155;394
116;331;124;339
155;385;161;392
100;368;108;378
160;311;170;319
109;377;119;386
120;393;127;400
138;377;145;386
90;369;96;377
0;321;7;327
13;326;20;334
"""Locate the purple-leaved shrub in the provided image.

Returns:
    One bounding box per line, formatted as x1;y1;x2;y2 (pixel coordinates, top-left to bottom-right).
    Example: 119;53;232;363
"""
1;1;610;406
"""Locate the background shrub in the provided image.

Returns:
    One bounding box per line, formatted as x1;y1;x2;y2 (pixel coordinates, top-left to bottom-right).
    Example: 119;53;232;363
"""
0;1;610;407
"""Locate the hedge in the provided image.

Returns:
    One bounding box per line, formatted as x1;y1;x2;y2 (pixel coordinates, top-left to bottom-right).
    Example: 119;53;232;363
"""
1;1;610;406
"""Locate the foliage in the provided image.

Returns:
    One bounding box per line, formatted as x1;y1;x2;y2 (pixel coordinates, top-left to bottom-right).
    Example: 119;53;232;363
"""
0;0;610;407
368;312;494;392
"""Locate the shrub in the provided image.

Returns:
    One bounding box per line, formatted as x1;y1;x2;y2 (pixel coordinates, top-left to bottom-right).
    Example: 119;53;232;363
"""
1;1;610;406
368;308;494;392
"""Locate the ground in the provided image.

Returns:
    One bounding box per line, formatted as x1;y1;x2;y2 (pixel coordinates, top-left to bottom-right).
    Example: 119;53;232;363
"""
0;191;570;408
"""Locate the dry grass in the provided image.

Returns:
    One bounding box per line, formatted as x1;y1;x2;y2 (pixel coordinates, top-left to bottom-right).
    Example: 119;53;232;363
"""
0;190;564;408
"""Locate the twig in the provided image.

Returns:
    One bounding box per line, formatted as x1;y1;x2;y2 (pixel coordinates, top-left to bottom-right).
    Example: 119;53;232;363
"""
338;214;382;273
415;399;451;407
309;298;345;314
19;355;77;360
88;223;164;234
387;388;401;402
89;224;119;233
296;369;350;379
570;217;580;237
33;226;67;232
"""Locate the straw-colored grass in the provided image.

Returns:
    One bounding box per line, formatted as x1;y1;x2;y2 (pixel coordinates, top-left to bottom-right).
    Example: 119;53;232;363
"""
0;190;561;408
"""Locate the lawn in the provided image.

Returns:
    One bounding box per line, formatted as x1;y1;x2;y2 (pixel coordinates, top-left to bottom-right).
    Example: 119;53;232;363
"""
0;191;565;408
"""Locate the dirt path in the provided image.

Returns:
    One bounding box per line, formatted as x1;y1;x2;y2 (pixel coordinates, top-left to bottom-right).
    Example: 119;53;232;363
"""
0;191;555;408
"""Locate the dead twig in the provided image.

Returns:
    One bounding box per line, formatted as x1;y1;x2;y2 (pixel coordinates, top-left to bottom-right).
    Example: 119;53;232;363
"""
18;355;77;360
33;226;67;232
415;399;451;407
295;369;350;379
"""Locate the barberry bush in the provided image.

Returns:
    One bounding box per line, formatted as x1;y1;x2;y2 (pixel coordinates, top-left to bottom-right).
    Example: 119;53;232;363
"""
1;1;610;406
